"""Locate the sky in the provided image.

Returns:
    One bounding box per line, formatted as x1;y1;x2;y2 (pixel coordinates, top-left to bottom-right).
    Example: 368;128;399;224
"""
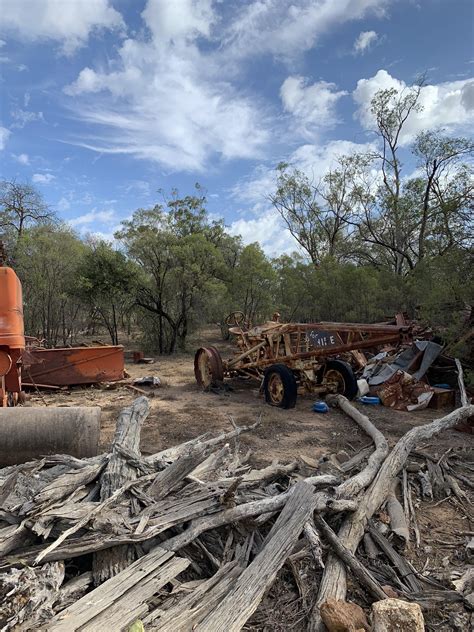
0;0;473;255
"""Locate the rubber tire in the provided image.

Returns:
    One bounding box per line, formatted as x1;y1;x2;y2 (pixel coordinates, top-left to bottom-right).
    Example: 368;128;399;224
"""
325;359;358;400
263;364;298;409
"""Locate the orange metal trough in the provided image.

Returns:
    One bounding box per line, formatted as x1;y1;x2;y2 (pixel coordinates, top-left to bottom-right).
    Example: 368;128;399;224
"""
24;345;125;387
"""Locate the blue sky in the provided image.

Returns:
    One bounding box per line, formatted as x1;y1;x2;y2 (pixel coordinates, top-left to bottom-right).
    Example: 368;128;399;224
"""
1;0;473;254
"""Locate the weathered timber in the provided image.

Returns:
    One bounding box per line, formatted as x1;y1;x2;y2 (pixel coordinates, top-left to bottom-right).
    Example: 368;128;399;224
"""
48;548;189;632
148;442;211;500
304;518;325;568
313;515;387;601
145;561;243;631
309;404;474;631
34;471;157;565
53;572;93;612
327;394;389;498
93;396;150;585
368;525;424;593
32;461;105;508
161;486;356;555
195;481;318;631
0;523;33;556
455;358;469;407
1;561;65;631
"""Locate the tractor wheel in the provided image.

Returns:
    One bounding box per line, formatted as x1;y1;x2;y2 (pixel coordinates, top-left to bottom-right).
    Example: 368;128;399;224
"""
324;359;358;400
263;364;297;409
194;346;224;389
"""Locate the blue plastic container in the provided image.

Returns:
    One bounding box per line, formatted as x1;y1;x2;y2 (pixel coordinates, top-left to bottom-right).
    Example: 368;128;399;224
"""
433;383;450;389
359;396;380;405
313;401;329;413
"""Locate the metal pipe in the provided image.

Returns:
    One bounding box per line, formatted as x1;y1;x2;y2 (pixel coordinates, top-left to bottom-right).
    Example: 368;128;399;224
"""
0;407;101;465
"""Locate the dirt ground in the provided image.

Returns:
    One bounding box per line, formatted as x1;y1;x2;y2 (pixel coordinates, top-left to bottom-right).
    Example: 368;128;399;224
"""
26;326;473;630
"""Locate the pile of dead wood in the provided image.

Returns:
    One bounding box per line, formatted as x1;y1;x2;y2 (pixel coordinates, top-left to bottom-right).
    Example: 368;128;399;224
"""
0;393;472;632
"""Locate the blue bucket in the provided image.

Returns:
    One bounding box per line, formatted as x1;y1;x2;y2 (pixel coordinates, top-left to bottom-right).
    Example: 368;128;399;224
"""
359;396;380;405
313;401;329;413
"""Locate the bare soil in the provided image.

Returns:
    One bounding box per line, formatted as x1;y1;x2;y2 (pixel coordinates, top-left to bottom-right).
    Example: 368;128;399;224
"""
25;326;473;630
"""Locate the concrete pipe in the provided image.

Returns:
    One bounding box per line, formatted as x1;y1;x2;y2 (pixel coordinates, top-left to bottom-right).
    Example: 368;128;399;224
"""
0;407;101;466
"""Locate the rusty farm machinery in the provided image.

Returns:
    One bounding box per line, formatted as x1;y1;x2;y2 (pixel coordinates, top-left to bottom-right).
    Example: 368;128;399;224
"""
195;312;411;408
0;265;104;464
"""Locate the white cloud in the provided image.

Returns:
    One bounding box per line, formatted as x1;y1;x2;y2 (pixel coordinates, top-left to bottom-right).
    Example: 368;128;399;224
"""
123;180;151;196
280;76;347;138
69;209;116;227
0;126;10;150
0;0;124;55
224;0;389;60
141;0;216;43
57;197;71;212
10;109;44;129
353;30;378;54
63;1;269;172
353;69;474;142
13;152;30;165
230;209;297;257
32;173;55;184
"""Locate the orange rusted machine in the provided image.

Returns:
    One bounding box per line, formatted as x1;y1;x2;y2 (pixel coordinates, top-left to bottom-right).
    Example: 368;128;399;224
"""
0;265;101;465
195;311;411;409
0;267;25;406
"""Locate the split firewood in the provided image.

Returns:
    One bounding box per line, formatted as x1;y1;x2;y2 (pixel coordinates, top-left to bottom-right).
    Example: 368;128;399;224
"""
1;393;471;632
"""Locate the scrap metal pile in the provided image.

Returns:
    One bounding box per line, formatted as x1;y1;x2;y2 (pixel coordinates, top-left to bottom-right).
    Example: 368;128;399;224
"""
195;312;468;415
1;395;473;631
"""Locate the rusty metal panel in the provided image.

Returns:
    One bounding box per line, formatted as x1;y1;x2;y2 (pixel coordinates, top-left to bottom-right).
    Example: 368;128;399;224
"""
24;346;125;386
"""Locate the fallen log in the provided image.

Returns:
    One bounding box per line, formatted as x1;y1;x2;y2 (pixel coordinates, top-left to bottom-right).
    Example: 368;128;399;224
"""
309;404;474;631
327;394;389;498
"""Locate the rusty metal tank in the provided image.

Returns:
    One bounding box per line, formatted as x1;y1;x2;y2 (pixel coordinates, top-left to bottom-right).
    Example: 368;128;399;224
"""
0;267;25;350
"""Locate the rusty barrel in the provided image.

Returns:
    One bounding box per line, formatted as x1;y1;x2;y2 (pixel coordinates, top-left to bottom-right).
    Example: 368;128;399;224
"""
0;406;101;465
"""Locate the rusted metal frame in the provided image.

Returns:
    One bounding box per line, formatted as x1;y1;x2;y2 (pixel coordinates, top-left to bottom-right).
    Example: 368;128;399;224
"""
278;322;408;335
227;340;267;368
233;334;402;371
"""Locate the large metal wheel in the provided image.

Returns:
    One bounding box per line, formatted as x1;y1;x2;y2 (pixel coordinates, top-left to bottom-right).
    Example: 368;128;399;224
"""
263;364;297;409
324;359;358;400
225;311;246;327
194;346;224;389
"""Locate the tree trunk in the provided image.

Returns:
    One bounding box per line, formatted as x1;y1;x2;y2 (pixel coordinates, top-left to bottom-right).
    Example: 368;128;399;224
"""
92;397;150;585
